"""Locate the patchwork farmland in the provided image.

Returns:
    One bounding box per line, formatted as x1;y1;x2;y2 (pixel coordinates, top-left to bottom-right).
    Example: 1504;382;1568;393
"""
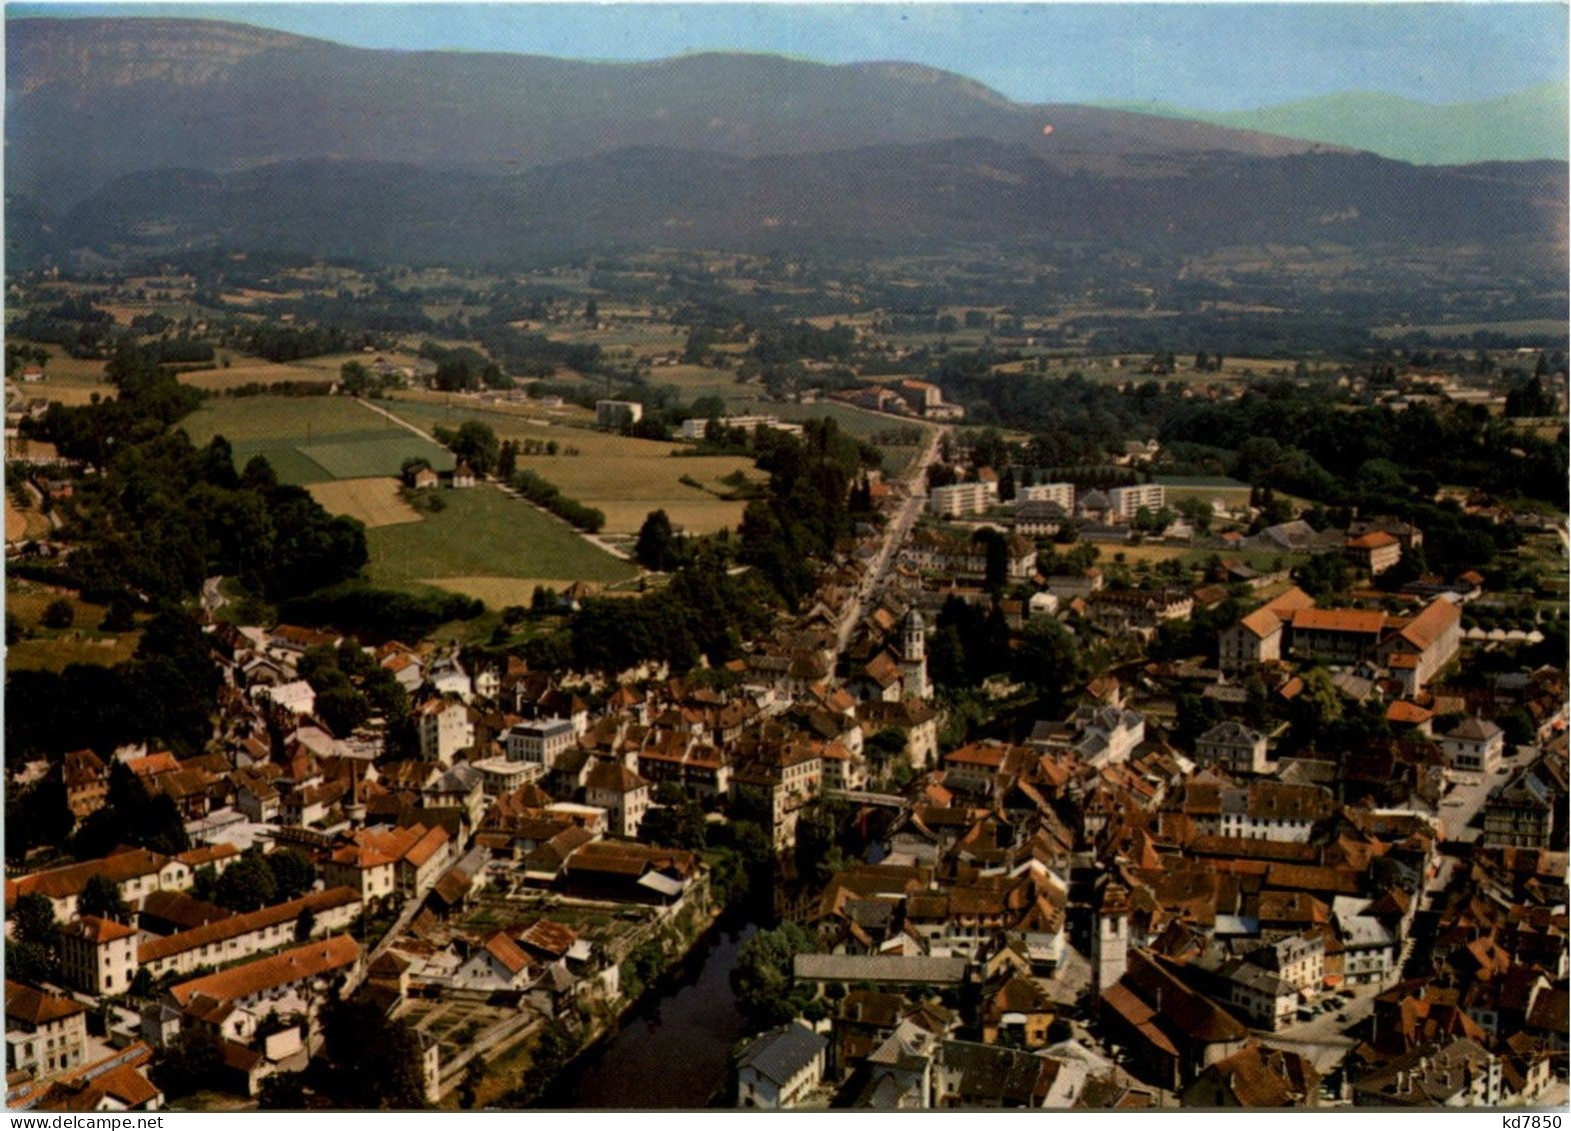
378;397;759;535
181;395;454;486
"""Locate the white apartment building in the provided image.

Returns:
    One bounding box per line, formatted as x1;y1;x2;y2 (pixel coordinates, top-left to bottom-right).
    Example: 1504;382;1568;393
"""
929;481;994;517
1018;482;1075;508
1107;483;1166;520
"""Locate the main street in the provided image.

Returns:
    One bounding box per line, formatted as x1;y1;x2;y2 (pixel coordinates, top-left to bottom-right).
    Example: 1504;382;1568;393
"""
834;425;946;658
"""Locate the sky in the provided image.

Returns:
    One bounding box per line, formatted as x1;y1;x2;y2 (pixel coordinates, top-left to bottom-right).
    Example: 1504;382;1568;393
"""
11;2;1569;111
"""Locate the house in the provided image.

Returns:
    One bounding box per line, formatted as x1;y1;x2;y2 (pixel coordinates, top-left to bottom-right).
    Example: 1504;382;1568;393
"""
1288;608;1386;665
1440;717;1505;774
1483;769;1558;850
254;680;316;718
426;656;473;702
979;973;1055;1048
456;932;534;990
1047;568;1103;601
376;824;449;897
1018;482;1075;508
6;981;88;1083
1346;530;1402;575
1348;515;1424;551
1379;598;1462;696
730;739;823;849
583;761;651;839
1183;1044;1319;1108
422;763;487;830
559;841;697;905
1106;483;1165;521
25;1045;163;1112
61;749;109;821
504;718;577;770
1219;587;1314;671
932;1040;1083;1108
1217;783;1334;843
416;699;474;766
929;481;992;518
735;1021;828;1109
411;465;439;490
1353;1038;1503;1107
7;848;194;922
1195;721;1269;776
58;916;140;996
1332;896;1399;986
137;888;362;980
450;461;476;489
167;935;360;1015
1014;500;1067;537
1097;950;1248;1090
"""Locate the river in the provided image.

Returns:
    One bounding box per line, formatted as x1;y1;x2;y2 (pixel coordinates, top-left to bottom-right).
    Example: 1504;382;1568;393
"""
543;920;759;1109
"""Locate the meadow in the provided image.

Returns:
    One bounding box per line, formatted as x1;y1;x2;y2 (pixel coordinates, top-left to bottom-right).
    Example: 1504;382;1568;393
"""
380;397;757;535
180;395;453;485
5;579;141;672
7;341;112;405
363;483;635;604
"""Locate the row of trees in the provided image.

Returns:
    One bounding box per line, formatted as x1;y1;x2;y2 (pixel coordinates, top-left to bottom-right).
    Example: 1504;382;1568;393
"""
509;468;605;533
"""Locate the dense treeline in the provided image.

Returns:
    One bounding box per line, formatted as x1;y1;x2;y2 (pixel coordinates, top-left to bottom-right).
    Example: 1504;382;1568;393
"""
931;359;1566;513
278;585;485;643
739;420;881;607
6;608;221;767
566;548;776;674
234;323;365;362
1164;382;1568;508
751;319;856;365
29;343;204;466
49;432;367;606
509;469;606;533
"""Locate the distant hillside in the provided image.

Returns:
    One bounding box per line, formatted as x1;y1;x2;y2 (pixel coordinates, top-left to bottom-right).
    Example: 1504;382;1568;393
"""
6;16;1566;278
1102;85;1570;165
6;16;1336;207
44;142;1566;268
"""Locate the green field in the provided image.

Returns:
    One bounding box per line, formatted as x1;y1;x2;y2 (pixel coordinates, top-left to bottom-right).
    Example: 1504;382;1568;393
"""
380;397;756;534
181;396;453;485
763;401;934;474
364;483;635;601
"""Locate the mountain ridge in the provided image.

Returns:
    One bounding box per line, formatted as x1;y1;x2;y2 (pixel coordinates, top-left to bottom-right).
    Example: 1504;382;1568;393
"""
6;15;1345;208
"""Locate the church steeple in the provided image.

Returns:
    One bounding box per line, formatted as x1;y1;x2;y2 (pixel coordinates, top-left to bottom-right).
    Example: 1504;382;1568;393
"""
901;607;925;663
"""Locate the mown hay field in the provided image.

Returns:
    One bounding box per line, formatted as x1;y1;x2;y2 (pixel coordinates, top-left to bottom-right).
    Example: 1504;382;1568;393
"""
305;477;422;528
178;358;333;392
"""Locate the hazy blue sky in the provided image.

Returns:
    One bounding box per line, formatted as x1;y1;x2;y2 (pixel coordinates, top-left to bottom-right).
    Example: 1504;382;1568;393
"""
13;3;1568;110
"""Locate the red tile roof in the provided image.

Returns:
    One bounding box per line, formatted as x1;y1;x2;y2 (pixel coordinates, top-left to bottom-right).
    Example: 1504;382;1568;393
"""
65;915;137;944
6;980;88;1027
170;934;359;1007
1291;608;1386;635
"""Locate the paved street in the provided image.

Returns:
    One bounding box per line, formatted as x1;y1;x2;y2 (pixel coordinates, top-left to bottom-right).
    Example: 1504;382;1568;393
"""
834;426;946;658
1259;985;1379;1077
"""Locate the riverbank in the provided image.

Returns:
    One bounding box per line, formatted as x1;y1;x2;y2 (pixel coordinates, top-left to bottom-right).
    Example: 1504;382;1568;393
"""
536;911;760;1109
448;874;760;1111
